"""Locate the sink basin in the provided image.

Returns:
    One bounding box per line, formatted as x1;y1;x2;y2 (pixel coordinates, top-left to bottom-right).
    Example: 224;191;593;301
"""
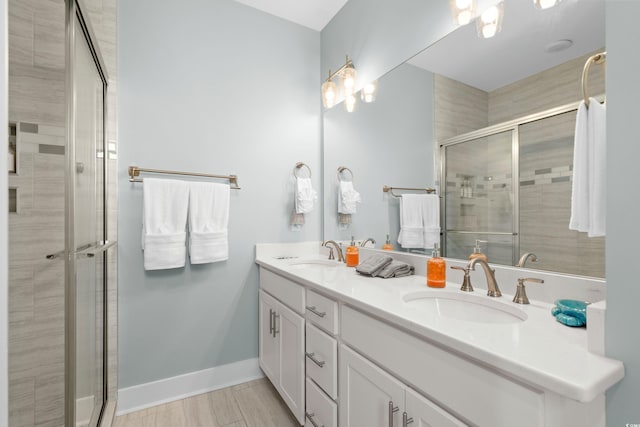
287;259;340;270
403;291;527;324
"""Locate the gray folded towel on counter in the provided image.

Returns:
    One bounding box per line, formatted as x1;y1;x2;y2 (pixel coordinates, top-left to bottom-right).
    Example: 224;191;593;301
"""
356;254;393;276
375;260;415;279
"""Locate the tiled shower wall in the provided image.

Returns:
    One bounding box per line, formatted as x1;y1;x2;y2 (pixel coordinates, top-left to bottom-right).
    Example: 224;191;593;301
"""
435;51;605;277
7;0;117;426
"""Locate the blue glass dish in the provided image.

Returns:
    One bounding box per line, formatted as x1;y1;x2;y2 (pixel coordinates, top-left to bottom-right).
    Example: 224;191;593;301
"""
551;299;589;327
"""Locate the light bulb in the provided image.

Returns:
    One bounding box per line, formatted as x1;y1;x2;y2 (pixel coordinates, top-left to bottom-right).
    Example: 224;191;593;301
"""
482;23;497;38
456;0;471;8
345;94;356;113
342;66;357;97
457;10;472;25
321;80;338;109
481;5;498;23
534;0;560;9
449;0;476;26
360;80;377;103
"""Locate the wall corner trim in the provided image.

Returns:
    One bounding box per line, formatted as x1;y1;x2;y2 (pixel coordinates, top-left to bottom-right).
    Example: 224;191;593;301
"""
116;358;263;415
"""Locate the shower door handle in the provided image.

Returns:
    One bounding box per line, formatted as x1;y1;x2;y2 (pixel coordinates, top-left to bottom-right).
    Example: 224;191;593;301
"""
75;240;117;258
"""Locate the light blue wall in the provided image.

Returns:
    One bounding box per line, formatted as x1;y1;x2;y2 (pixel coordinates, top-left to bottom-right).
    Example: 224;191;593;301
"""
605;1;640;424
323;63;434;246
118;0;321;387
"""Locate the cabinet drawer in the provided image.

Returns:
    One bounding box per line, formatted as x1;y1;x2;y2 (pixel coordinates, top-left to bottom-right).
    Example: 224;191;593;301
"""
306;377;337;427
341;305;544;427
260;268;305;315
306;323;338;399
305;289;339;334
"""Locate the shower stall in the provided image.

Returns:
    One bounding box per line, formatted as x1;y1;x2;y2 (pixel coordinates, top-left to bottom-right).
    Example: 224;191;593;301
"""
7;0;115;425
440;101;605;278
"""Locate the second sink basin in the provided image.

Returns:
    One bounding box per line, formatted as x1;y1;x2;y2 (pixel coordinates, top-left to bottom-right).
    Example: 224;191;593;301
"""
403;290;527;324
287;259;340;270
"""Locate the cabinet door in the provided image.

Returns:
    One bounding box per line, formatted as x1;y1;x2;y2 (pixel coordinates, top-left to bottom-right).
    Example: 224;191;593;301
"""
278;301;306;425
259;290;279;384
340;345;405;427
404;387;467;427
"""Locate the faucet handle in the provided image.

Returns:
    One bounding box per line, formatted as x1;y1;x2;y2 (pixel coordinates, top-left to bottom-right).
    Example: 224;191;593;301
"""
327;247;335;260
513;277;544;304
450;266;473;292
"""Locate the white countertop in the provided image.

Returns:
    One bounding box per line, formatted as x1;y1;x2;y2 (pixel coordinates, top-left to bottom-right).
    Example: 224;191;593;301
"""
255;242;624;403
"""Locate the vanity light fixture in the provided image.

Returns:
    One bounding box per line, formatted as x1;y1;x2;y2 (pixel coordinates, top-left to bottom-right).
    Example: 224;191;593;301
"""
360;80;377;103
533;0;562;10
449;0;476;26
476;2;504;39
322;55;366;112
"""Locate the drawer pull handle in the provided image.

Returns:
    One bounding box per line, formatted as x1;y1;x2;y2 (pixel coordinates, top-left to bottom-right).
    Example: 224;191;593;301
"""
305;412;324;427
269;309;274;336
306;305;327;318
273;313;280;337
389;401;399;427
305;352;326;368
403;412;414;426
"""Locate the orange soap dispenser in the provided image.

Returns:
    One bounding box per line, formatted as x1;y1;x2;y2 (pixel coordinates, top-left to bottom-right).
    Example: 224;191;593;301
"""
382;234;394;251
469;240;488;262
427;243;446;288
346;236;360;267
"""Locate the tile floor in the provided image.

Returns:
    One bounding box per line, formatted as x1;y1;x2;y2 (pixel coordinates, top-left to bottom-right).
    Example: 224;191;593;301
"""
114;378;299;427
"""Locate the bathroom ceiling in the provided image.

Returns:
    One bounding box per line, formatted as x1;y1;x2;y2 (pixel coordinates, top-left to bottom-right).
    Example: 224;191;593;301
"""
233;0;348;31
409;0;605;91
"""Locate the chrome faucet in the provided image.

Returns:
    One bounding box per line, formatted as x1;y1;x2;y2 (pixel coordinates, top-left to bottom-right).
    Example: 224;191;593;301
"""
322;240;344;263
468;258;501;297
516;252;538;268
360;237;376;247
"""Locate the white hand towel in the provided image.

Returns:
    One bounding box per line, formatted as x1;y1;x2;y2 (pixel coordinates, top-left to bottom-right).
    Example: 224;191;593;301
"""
295;177;317;214
569;98;606;237
188;182;230;264
421;194;441;249
142;178;189;270
397;194;424;248
338;181;362;214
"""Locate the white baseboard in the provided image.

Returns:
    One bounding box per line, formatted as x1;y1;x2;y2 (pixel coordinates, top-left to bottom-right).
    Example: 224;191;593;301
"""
117;357;263;416
76;395;95;426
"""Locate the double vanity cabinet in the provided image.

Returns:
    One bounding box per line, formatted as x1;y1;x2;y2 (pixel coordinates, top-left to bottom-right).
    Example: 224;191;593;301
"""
256;244;624;427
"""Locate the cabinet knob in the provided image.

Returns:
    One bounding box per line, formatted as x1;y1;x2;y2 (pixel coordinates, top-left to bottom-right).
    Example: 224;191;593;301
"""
305;352;326;368
306;305;327;318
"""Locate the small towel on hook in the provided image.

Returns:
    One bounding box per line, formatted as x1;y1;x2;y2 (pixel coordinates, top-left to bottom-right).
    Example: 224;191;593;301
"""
295;177;317;214
338;181;362;214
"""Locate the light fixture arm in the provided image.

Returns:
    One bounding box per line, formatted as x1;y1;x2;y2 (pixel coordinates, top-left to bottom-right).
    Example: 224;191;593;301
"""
324;55;354;83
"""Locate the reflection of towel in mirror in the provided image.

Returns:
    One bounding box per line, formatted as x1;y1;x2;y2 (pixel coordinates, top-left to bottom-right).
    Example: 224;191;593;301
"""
376;261;415;278
569;98;606;237
295;177;317;214
397;194;440;249
356;254;393;276
338;181;362;214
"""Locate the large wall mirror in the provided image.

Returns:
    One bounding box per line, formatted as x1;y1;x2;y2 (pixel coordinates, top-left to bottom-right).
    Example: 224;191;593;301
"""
322;0;605;278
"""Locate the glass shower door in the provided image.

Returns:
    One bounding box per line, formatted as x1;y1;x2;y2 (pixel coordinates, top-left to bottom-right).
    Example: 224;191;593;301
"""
442;130;517;265
66;2;109;426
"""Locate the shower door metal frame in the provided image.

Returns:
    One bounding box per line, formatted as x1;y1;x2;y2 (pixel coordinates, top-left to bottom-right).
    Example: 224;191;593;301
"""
437;98;599;266
65;0;110;425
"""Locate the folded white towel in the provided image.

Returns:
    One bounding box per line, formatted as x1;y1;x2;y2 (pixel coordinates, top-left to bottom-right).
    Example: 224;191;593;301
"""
295;177;317;214
142;178;189;270
569;98;606;237
421;194;440;249
398;195;425;248
397;194;440;249
338;181;362;214
188;182;230;264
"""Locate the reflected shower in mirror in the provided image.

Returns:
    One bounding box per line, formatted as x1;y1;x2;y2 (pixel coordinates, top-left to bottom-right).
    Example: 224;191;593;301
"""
322;0;605;278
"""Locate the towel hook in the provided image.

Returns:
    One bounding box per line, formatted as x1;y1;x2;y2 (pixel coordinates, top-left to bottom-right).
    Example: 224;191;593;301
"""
582;51;606;108
294;162;311;178
337;166;354;182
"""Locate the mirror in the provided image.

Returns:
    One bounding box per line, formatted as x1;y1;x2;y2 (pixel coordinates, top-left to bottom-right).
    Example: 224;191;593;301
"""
322;0;605;278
